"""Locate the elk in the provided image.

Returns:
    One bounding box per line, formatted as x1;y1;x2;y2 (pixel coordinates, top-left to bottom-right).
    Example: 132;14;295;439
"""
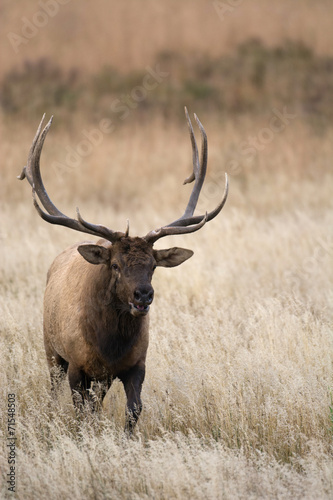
19;108;228;432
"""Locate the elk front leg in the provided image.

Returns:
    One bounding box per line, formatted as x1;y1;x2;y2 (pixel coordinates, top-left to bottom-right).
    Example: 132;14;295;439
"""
68;364;94;410
119;364;145;433
44;337;69;397
49;355;69;397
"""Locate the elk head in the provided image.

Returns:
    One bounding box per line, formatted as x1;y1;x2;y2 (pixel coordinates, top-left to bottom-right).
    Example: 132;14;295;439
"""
18;108;228;316
77;237;194;317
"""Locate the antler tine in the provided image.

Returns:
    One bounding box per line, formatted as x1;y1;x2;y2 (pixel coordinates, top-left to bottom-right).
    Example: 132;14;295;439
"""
124;219;130;237
30;187;89;232
180;107;207;219
168;172;229;228
145;212;208;245
20;115;126;243
32;116;66;217
183;107;199;185
144;109;228;244
76;208;126;241
19;114;65;218
31;184;110;237
18;113;45;183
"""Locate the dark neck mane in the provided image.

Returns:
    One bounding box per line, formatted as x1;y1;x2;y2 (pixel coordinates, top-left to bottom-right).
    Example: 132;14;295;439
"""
81;275;145;367
97;307;144;366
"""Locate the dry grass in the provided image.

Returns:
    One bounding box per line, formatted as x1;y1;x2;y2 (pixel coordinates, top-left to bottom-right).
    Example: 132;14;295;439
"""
1;113;332;498
1;0;333;497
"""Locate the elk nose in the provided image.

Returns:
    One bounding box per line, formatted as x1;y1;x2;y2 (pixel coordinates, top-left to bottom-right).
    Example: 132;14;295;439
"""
134;286;154;306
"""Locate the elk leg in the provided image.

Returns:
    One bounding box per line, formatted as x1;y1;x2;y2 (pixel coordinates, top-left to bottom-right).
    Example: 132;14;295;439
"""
100;375;113;401
50;354;69;395
44;339;69;396
68;364;93;410
119;364;145;433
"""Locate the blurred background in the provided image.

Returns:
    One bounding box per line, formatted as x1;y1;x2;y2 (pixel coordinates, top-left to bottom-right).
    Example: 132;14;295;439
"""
1;0;333;123
0;0;332;223
1;4;333;489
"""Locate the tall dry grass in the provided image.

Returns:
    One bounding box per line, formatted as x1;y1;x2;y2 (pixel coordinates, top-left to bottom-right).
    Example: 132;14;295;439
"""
1;0;333;497
1;113;332;498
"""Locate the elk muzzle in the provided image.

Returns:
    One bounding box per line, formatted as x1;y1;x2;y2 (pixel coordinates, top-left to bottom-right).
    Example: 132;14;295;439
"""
129;285;154;316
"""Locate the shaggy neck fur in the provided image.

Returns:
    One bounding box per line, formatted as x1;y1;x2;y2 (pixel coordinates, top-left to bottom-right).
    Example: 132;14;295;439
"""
80;262;147;367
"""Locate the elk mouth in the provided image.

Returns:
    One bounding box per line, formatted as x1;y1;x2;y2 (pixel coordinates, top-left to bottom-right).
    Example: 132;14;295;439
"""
129;302;150;317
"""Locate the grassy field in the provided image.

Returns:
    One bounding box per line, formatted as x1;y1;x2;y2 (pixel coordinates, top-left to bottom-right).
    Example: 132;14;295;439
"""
1;114;332;499
1;0;333;498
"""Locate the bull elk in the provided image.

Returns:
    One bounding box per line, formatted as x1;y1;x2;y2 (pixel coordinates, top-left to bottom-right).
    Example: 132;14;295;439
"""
19;108;228;432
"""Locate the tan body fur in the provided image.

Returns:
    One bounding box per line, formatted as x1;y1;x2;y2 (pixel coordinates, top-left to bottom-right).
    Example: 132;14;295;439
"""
44;240;149;381
42;236;191;431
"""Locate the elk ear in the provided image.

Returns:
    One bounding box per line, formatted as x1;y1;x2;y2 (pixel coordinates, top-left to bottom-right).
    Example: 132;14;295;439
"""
154;247;193;268
77;244;110;265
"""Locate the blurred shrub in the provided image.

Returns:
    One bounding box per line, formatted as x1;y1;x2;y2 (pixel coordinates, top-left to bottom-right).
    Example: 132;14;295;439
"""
0;59;81;119
91;66;147;96
1;40;332;126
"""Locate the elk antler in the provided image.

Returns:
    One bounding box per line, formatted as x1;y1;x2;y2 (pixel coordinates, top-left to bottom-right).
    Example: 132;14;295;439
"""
19;110;228;245
144;107;229;244
18;115;127;243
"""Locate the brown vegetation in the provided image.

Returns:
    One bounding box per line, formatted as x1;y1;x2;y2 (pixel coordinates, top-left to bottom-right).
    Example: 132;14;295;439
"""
1;1;332;498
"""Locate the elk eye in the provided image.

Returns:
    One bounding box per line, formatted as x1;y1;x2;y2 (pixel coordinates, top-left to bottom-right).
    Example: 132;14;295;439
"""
112;263;119;271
